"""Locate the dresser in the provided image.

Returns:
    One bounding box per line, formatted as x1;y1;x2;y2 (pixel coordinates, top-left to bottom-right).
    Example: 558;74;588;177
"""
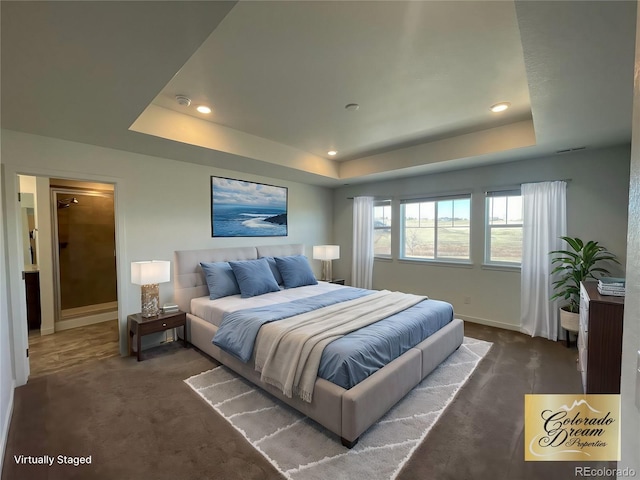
577;281;624;393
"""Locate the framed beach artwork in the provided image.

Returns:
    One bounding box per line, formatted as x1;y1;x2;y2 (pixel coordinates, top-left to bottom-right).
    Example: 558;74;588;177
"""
210;176;288;237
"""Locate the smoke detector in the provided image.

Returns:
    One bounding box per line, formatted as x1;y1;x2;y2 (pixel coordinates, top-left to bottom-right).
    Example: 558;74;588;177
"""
175;95;192;107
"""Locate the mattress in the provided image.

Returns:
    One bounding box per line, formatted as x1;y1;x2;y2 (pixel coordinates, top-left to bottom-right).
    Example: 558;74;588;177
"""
190;281;345;327
199;283;454;390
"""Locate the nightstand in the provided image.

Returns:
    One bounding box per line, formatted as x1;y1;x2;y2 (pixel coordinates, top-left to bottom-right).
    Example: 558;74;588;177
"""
330;279;345;285
128;310;187;361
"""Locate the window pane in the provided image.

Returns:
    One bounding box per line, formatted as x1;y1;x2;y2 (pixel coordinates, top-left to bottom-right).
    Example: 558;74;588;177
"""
486;193;522;264
418;202;434;228
374;228;391;256
404;203;419;222
374;201;391;256
404;227;434;258
437;226;470;258
489;227;523;263
489;197;506;225
437;200;453;227
435;198;470;259
374;205;391;228
452;198;470;226
506;196;522;224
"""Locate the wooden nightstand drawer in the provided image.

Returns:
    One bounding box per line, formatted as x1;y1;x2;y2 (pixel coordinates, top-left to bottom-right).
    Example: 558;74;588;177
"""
138;313;185;335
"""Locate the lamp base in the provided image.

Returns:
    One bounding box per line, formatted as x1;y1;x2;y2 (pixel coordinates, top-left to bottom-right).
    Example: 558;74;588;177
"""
141;283;160;318
321;260;333;282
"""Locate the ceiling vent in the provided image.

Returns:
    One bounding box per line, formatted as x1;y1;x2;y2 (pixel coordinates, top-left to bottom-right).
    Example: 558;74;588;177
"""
556;146;586;154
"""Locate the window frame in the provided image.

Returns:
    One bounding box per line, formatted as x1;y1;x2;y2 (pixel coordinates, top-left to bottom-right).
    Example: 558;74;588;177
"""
373;199;392;259
399;193;472;263
484;189;523;267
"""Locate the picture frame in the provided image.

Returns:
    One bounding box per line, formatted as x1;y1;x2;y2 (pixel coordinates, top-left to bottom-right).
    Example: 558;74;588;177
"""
210;176;288;237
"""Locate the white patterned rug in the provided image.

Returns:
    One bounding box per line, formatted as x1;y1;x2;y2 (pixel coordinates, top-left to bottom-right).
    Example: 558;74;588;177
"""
185;337;492;480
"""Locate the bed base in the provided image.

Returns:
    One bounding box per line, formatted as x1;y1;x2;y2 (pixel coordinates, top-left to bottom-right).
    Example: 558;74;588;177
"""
185;312;464;446
174;244;464;446
341;437;359;448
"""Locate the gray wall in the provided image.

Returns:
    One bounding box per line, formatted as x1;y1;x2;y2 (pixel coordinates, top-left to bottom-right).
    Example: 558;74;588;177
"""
1;129;333;357
619;6;640;472
333;145;630;331
0;164;16;472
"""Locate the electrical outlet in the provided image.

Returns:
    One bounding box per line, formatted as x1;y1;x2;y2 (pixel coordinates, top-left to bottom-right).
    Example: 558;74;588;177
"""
636;350;640;413
464;296;471;305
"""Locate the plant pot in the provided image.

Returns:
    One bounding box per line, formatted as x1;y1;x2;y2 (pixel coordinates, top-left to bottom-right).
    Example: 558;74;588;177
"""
560;308;579;332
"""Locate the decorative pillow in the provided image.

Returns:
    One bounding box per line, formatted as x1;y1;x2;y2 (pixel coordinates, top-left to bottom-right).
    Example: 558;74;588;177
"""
200;262;240;300
275;255;318;289
262;256;284;285
229;258;280;298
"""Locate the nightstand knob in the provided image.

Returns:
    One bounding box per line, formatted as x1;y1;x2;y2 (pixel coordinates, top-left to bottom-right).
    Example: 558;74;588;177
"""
162;323;167;327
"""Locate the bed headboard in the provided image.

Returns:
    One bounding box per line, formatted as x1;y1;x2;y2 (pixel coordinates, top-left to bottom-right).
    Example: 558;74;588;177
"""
173;244;305;313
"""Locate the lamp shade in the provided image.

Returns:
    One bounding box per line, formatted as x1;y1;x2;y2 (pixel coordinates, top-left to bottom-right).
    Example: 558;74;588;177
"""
313;245;340;261
131;260;170;285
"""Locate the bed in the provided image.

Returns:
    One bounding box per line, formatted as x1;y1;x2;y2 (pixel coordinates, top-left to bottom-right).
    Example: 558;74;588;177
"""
175;244;464;447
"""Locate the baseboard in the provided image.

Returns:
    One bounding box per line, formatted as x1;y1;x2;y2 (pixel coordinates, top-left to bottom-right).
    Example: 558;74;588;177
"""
40;326;55;336
0;380;15;475
457;314;522;333
55;311;117;331
61;301;118;319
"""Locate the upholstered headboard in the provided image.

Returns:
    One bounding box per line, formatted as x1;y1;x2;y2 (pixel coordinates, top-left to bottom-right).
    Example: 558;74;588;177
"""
173;244;305;313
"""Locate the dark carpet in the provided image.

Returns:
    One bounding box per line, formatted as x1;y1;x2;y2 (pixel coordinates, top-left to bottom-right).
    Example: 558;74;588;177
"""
2;322;616;480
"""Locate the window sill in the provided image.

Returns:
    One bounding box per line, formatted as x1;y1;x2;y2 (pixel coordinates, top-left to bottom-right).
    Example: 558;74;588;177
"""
374;256;393;262
481;263;521;272
398;258;474;269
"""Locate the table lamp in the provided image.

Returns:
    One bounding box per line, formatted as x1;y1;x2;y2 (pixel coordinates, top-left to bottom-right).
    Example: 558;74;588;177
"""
313;245;340;282
131;260;171;317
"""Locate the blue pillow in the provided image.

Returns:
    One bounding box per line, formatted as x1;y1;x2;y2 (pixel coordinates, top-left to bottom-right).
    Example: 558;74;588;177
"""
229;258;280;298
262;256;284;285
200;262;240;300
275;255;318;289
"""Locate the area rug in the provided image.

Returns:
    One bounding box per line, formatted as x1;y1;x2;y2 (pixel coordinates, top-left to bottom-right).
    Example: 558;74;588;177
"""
185;337;492;480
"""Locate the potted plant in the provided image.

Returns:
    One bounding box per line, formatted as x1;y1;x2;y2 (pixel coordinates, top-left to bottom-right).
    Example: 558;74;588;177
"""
550;236;619;332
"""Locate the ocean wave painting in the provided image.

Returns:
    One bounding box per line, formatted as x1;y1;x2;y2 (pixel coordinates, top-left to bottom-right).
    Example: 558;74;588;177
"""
211;176;288;237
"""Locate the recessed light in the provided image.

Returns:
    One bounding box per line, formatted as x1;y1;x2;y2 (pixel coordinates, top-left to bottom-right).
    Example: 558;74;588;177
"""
197;105;212;114
490;102;511;113
328;150;337;156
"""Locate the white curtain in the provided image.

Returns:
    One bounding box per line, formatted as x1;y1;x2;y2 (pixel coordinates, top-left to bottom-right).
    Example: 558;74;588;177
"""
352;196;374;289
520;181;567;340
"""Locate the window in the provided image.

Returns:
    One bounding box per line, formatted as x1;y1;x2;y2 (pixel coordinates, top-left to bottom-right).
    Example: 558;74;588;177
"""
373;200;391;257
485;190;522;265
400;195;471;261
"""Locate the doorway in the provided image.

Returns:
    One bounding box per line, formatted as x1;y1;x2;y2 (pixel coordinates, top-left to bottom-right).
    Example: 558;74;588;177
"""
51;185;117;326
17;176;120;378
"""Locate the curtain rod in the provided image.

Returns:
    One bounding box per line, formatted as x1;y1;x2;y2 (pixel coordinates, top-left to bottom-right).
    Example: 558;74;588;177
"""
521;178;572;184
484;179;572;193
346;196;390;200
347;179;573;200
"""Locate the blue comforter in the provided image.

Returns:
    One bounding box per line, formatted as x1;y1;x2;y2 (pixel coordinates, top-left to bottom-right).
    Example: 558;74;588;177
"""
213;287;454;389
